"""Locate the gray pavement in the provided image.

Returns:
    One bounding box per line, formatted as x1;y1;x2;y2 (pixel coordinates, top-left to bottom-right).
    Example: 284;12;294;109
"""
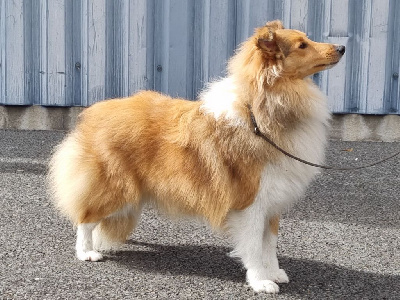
0;129;399;299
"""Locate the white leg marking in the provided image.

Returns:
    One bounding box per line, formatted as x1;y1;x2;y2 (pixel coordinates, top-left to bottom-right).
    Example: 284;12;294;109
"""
247;269;280;294
262;224;289;283
227;207;279;293
76;223;103;261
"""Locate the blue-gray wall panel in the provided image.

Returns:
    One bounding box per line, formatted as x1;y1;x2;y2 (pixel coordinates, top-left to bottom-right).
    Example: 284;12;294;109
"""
384;0;400;113
0;0;399;114
23;0;41;105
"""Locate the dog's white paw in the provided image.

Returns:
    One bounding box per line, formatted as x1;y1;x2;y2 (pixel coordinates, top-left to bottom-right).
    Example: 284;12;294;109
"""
77;250;103;262
248;279;280;293
247;269;280;293
267;268;289;283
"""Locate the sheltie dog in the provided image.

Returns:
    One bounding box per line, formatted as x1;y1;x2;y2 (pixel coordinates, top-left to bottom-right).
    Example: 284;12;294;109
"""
48;20;345;293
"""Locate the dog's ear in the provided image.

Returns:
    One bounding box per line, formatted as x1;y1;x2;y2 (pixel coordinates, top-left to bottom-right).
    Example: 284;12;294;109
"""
257;37;280;53
257;20;290;56
258;35;290;57
265;20;285;31
256;20;285;54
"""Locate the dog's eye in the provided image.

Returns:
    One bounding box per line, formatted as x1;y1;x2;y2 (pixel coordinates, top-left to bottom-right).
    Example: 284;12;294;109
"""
299;42;308;49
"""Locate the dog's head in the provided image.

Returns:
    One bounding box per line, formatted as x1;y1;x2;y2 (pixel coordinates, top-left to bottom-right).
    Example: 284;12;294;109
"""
255;20;345;80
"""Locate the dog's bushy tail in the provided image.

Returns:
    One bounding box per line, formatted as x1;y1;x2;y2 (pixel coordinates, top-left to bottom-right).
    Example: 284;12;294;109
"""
93;205;141;251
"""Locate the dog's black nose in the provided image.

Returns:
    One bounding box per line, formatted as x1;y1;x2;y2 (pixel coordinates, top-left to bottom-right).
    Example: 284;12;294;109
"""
336;45;345;55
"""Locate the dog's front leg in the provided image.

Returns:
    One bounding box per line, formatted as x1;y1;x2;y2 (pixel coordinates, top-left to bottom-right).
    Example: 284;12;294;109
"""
262;215;289;283
227;207;280;293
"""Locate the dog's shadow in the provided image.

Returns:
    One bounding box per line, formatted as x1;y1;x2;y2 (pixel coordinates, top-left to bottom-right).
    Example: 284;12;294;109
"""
111;241;244;283
110;241;399;298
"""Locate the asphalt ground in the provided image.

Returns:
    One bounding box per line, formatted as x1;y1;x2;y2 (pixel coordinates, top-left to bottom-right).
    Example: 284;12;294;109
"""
0;129;399;299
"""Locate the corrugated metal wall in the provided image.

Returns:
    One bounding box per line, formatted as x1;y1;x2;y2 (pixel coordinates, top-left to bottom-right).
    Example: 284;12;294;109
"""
0;0;399;114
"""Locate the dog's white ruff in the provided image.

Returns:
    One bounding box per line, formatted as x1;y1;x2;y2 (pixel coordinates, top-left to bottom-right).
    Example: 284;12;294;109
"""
199;77;246;127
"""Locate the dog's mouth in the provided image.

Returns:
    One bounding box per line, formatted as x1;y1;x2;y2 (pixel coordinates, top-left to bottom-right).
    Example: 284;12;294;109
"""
315;61;339;68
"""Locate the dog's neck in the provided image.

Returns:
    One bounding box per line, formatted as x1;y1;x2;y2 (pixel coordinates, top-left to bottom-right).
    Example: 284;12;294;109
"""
199;77;248;128
201;76;321;127
251;78;317;131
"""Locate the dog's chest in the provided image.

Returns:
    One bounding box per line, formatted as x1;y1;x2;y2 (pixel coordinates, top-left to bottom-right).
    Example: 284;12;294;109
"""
255;99;330;213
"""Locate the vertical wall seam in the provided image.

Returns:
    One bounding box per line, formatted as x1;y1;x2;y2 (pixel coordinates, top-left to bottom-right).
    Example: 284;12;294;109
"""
385;0;400;112
307;0;325;88
364;1;373;113
23;0;29;105
154;0;162;92
105;0;116;99
188;0;195;99
233;0;238;50
321;0;332;95
344;0;356;112
45;0;49;105
81;0;88;106
39;0;48;105
145;0;155;91
127;0;130;97
0;0;6;103
162;0;170;94
205;0;210;83
393;0;400;113
64;0;68;106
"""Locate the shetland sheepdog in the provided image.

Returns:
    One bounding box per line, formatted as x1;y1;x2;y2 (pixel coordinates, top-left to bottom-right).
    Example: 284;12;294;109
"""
48;20;345;293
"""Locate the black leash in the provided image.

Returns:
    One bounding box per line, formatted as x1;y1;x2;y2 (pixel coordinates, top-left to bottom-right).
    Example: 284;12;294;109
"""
248;108;400;170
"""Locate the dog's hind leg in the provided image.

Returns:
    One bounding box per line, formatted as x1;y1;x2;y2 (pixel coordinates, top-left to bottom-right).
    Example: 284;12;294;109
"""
76;222;103;261
262;215;289;283
92;203;142;251
75;203;142;261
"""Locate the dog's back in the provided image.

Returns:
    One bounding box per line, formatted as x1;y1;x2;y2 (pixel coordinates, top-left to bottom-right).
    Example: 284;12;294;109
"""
48;89;262;237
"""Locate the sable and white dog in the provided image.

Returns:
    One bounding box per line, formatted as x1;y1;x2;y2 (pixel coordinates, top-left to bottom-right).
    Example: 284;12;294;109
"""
48;20;345;293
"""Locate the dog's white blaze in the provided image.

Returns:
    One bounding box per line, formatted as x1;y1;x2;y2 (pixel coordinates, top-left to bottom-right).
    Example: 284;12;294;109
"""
225;82;330;292
199;77;246;127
